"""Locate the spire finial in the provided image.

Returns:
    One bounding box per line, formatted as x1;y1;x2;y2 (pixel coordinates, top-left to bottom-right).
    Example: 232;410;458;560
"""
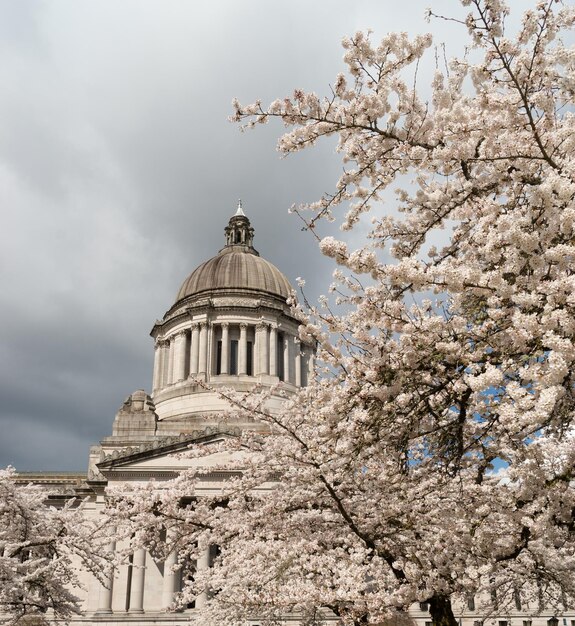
235;199;245;217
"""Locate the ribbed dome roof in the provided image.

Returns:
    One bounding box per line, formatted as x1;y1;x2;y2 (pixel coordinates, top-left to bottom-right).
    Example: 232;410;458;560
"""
176;247;292;301
175;204;293;303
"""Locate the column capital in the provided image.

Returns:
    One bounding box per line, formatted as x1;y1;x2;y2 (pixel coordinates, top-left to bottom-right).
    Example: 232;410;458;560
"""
220;321;229;329
176;329;188;338
239;322;248;330
256;322;268;332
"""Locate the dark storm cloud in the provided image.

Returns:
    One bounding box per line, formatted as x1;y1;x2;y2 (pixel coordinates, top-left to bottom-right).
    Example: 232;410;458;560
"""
0;0;520;470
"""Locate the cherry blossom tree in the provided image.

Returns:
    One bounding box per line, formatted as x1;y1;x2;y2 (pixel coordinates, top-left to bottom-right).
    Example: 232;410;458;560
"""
109;2;575;625
0;467;110;624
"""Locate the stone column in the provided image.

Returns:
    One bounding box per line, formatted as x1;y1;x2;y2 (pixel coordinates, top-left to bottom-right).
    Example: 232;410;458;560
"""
174;331;187;382
239;323;248;375
194;547;211;610
156;341;164;390
198;322;208;375
254;323;261;375
263;323;270;376
308;349;315;382
207;322;214;376
96;539;116;614
269;325;277;377
256;323;269;375
190;324;200;376
158;340;167;388
164;340;172;387
295;338;302;387
283;335;290;384
129;548;146;613
167;336;175;385
162;545;179;609
171;334;180;383
221;322;229;375
152;341;161;392
301;347;310;387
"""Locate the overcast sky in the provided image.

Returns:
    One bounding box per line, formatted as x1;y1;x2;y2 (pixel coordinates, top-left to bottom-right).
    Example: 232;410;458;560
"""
0;0;532;471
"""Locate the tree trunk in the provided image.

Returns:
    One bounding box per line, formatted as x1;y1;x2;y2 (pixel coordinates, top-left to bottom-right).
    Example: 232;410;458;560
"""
428;594;458;626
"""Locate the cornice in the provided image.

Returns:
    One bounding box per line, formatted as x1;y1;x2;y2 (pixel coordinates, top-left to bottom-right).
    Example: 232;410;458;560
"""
15;472;88;485
98;469;243;482
152;288;296;333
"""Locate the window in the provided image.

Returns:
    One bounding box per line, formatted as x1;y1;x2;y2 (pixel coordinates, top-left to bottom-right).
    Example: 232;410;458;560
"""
216;341;222;375
230;340;238;375
523;621;532;626
498;621;508;626
277;333;284;381
425;621;432;626
419;603;429;612
246;341;253;376
467;595;475;611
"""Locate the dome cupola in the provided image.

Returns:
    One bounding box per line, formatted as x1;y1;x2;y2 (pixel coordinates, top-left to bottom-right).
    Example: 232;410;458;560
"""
224;201;255;248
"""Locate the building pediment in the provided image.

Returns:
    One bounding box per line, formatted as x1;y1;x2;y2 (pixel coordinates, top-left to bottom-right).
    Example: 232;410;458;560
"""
95;429;244;483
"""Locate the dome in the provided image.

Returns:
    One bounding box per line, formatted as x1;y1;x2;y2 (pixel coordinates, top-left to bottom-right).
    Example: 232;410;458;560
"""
175;203;293;303
176;248;292;302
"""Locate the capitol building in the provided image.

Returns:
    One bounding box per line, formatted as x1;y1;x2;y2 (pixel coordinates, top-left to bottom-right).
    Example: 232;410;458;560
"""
15;205;574;626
